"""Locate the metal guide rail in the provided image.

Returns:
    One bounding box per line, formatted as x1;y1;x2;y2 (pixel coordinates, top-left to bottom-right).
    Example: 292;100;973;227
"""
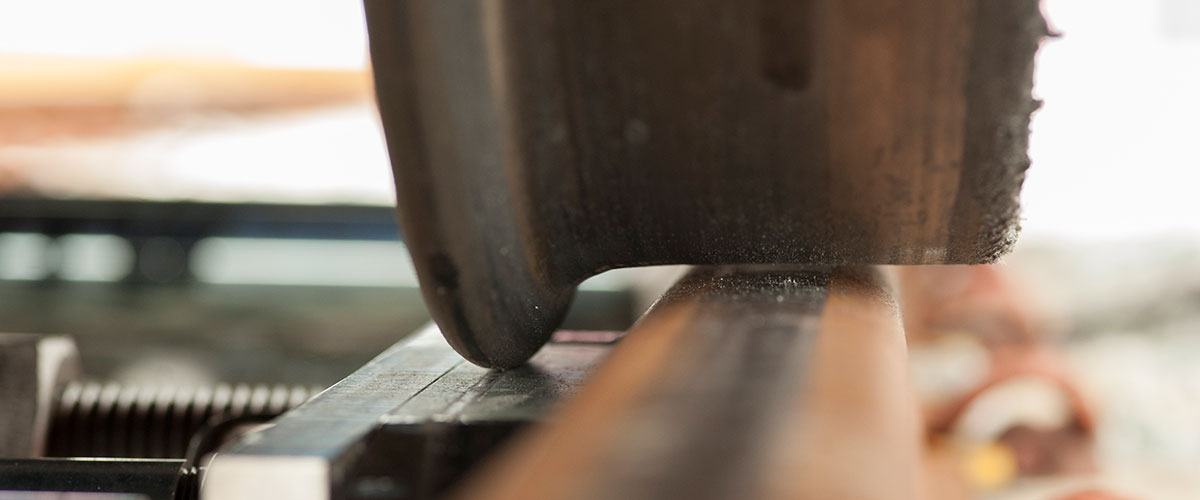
202;326;614;500
202;265;921;500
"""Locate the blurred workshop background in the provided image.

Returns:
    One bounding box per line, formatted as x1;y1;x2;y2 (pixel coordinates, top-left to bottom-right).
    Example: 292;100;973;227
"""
1;0;1199;498
0;0;644;389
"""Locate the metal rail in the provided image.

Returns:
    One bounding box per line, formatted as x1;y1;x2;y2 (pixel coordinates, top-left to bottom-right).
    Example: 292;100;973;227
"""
203;265;923;500
0;198;401;242
458;265;924;500
202;326;613;500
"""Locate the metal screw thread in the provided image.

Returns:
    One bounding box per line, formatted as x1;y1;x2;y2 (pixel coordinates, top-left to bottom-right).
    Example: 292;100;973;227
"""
45;381;320;458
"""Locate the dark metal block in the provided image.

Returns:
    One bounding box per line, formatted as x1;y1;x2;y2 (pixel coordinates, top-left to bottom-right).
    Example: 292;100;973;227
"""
0;458;188;500
202;327;612;500
0;334;80;457
364;0;1048;368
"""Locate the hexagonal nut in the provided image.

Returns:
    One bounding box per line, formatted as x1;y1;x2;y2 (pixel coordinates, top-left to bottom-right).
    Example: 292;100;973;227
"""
0;334;80;457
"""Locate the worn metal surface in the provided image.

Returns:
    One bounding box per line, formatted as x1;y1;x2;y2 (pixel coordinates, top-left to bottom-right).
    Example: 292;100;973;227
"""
0;458;190;500
457;265;924;500
577;266;830;500
201;326;612;500
204;266;919;499
364;0;1048;368
0;334;80;457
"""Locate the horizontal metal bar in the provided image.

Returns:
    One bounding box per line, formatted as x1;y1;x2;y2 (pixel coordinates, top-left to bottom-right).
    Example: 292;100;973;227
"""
0;198;401;241
458;265;924;500
202;325;612;500
0;458;185;500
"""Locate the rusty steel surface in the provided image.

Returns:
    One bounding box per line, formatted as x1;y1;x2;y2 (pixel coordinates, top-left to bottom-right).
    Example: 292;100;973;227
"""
365;0;1047;367
202;266;920;499
456;265;924;500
